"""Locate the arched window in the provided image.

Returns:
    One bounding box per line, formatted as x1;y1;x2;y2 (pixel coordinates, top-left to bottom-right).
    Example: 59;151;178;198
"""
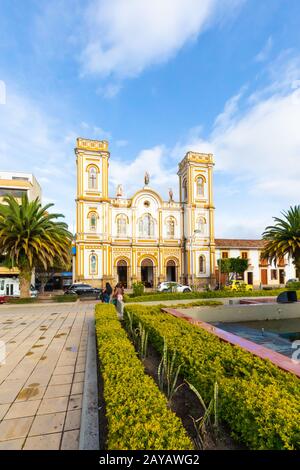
139;214;154;237
166;217;175;238
196;216;206;233
117;214;127;237
196;177;204;197
88;166;97;190
182;179;187;201
90;253;97;275
89;212;97;231
199;255;205;274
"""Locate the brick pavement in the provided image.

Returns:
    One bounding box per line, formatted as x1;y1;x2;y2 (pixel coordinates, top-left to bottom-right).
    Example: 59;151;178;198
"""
0;302;95;450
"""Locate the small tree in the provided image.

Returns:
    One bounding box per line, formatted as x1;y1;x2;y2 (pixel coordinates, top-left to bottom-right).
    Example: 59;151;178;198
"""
230;257;249;280
217;258;231;286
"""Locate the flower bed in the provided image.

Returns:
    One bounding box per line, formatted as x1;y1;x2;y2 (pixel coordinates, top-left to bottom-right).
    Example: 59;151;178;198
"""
124;304;300;450
95;303;193;450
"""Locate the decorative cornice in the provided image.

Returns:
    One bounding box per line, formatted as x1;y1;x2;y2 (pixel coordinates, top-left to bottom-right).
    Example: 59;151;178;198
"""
76;138;109;153
178;151;214;173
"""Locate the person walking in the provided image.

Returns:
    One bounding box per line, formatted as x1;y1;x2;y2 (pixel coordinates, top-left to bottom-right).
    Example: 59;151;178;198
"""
112;283;124;318
102;282;112;303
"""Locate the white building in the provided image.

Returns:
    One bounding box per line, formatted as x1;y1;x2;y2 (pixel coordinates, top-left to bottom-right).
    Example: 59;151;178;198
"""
215;239;297;287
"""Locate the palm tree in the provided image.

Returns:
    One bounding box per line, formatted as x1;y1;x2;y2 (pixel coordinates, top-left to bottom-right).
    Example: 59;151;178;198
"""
0;194;73;297
262;205;300;278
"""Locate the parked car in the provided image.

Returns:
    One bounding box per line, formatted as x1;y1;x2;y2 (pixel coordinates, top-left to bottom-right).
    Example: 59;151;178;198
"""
157;281;192;293
64;283;102;298
226;280;253;291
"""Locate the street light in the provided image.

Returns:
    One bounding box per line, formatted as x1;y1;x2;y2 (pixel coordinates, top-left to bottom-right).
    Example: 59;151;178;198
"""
190;229;201;287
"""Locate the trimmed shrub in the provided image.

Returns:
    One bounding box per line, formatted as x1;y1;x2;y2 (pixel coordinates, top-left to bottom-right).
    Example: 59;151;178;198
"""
123;288;299;303
52;294;77;302
124;304;300;450
95;304;193;450
156;300;223;308
6;297;38;304
132;282;145;297
287;281;300;290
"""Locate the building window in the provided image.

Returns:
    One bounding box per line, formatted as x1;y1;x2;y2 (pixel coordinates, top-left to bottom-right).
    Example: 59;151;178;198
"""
196;216;206;233
271;269;278;280
12;176;29;181
166;217;175;238
0;189;28;198
196;177;204;197
89;212;97;231
222;251;229;259
199;255;205;273
90;254;97;275
241;251;248;259
139;213;154;237
88;167;98;190
182;179;187;201
117;214;127;237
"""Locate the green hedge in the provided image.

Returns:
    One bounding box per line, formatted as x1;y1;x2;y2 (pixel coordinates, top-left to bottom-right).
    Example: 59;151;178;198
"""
124;304;300;450
155;300;223;309
52;294;77;302
286;281;300;289
6;297;38;304
123;288;299;303
95;304;193;450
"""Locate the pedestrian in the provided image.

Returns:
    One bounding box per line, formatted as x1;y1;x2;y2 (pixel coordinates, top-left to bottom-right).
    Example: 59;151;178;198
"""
102;282;112;303
112;283;124;318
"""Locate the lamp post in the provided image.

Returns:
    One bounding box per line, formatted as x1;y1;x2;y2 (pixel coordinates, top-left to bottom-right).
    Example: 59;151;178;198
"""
191;229;201;287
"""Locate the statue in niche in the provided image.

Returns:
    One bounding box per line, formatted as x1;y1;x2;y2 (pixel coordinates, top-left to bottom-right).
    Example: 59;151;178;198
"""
169;188;174;202
144;171;150;186
116;184;123;197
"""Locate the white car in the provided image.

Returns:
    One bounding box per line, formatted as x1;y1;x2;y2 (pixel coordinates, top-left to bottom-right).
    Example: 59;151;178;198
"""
157;281;192;293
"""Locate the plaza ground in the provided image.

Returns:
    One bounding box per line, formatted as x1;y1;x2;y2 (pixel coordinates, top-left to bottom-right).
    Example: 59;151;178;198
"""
0;302;95;450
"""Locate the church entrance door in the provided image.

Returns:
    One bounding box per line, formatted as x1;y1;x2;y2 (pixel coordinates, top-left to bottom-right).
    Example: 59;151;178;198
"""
117;260;128;288
166;260;176;282
141;258;154;288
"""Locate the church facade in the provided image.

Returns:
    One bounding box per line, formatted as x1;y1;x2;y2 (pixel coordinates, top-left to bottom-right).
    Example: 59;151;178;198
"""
74;138;216;288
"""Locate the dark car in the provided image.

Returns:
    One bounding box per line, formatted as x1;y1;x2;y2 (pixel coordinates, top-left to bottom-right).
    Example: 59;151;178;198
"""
65;283;102;298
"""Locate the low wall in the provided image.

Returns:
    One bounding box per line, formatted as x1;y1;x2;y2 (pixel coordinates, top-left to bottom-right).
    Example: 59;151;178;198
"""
163;308;300;378
177;302;300;323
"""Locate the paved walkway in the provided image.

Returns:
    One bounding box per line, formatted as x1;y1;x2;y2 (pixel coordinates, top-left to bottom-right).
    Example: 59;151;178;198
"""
0;302;96;450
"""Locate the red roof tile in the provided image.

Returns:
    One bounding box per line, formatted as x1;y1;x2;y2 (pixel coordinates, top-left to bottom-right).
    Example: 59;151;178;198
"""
215;239;266;249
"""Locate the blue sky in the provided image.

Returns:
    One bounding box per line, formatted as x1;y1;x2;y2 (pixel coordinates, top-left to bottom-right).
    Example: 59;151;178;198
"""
0;0;300;237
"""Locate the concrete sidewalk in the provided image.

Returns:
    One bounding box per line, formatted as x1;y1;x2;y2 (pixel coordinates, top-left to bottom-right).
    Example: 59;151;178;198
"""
0;302;96;450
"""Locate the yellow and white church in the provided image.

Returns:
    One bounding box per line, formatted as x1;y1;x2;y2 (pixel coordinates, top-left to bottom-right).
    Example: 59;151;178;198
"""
74;137;215;288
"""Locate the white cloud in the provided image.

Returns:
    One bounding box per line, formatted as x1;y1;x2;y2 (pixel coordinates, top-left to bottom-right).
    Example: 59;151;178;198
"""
81;0;243;79
169;56;300;237
109;145;177;199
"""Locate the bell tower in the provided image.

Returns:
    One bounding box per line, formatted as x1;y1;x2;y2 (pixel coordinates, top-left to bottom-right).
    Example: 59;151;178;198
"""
75;138;110;284
178;151;215;286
